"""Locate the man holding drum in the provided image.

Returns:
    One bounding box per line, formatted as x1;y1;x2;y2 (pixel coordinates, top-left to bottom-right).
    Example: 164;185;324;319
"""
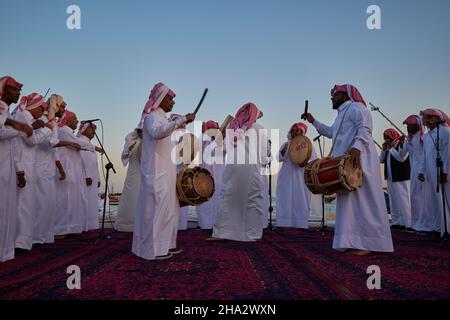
132;83;195;260
302;84;393;255
276;122;317;228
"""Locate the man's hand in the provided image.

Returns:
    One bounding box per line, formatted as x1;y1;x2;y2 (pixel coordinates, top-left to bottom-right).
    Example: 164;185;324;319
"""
440;173;448;184
418;173;425;182
17;172;26;188
58;167;66;181
95;146;104;154
17;122;33;137
399;135;406;144
349;148;361;169
32;120;45;130
70;142;81;151
185;113;196;124
382;142;392;151
86;177;93;186
44;121;54;129
280;142;290;157
301;113;315;124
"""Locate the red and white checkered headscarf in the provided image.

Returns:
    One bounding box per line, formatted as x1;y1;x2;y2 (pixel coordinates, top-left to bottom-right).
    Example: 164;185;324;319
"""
288;122;308;140
77;121;97;137
16;93;48;113
383;128;401;144
229;103;261;131
420;108;450;127
139;82;176;127
202;120;219;132
331;84;367;107
58;110;76;128
0;76;23;100
403;115;424;146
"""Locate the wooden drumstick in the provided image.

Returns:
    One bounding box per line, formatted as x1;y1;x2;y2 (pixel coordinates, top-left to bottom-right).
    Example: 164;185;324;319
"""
302;100;308;118
193;88;208;115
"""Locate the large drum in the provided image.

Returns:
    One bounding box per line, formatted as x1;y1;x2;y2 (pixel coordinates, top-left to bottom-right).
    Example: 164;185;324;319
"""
176;167;215;207
288;135;312;167
304;154;362;195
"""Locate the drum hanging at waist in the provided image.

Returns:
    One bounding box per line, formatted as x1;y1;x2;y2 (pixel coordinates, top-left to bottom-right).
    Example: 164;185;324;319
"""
304;154;362;195
176;166;215;207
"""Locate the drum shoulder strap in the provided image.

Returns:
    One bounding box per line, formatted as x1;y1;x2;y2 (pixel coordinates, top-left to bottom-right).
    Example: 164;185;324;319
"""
328;103;352;157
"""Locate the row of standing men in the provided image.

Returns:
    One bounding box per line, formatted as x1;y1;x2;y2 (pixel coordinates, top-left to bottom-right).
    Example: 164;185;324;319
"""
0;76;103;263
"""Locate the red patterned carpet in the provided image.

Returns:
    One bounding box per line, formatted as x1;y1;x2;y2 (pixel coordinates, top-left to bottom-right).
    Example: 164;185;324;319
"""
0;228;449;300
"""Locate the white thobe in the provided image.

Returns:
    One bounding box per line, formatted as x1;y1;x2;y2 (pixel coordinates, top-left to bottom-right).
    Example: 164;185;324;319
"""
13;111;52;250
0;101;20;261
196;135;226;229
116;140;142;232
212;122;270;241
275;142;317;228
389;134;427;230
419;126;450;235
54;126;88;235
33;116;59;244
261;173;270;228
132;108;186;260
79;135;100;231
313;101;393;252
379;144;412;228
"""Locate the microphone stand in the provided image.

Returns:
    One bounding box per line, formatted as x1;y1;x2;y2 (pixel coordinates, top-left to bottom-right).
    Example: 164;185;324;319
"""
316;136;327;235
92;126;117;244
267;161;275;230
435;123;450;240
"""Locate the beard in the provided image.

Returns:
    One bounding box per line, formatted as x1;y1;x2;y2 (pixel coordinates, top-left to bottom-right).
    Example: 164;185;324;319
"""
332;100;343;110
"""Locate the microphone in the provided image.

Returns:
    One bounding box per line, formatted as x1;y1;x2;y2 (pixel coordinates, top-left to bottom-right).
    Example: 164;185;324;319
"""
83;119;100;123
313;135;322;142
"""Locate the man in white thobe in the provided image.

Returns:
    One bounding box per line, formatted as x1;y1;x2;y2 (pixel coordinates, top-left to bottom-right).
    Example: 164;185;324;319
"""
78;121;102;231
276;123;317;228
211;103;270;242
13;93;53;250
379;128;412;231
418;108;450;238
54;110;87;236
132;82;195;260
390;115;428;233
197;120;226;229
0;76;33;262
115;128;142;232
33;94;67;244
303;84;393;255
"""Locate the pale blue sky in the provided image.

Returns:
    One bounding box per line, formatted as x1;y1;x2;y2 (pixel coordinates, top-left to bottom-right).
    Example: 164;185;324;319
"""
1;0;449;190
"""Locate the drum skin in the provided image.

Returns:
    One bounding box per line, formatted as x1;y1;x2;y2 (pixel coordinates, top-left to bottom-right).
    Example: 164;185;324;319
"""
304;155;362;195
176;167;215;207
288;135;312;167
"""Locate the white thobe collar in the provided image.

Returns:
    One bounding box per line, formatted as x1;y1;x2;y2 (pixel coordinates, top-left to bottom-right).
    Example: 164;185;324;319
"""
337;100;352;114
156;107;168;119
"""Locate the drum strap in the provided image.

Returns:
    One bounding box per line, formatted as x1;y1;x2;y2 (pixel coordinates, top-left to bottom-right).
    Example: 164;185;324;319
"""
328;102;352;157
